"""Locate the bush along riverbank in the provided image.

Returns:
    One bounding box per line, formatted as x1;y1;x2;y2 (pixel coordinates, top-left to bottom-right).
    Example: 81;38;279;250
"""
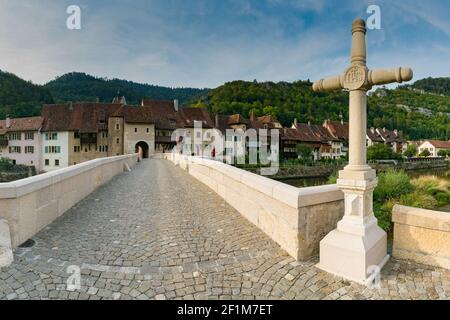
373;169;450;232
0;157;36;182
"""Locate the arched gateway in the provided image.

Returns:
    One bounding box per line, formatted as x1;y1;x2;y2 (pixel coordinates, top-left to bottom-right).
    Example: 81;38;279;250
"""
135;141;150;159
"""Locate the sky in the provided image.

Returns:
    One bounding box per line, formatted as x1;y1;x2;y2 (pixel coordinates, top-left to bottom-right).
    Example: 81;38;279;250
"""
0;0;449;88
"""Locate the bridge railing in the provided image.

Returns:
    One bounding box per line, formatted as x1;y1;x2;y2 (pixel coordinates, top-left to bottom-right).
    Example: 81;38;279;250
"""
0;154;139;255
159;152;344;261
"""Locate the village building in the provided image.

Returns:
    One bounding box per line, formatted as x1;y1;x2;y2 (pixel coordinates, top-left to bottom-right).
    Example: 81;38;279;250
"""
175;107;215;156
289;120;345;160
418;140;450;157
142;99;179;153
375;127;406;153
322;119;349;156
0;116;44;171
40;101;155;171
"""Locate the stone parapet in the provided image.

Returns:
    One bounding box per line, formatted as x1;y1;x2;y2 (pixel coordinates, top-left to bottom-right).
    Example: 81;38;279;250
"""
393;204;450;270
162;153;344;261
0;154;139;254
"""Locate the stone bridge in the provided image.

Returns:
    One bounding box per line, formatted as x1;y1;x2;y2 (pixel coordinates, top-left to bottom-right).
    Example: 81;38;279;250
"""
0;157;449;300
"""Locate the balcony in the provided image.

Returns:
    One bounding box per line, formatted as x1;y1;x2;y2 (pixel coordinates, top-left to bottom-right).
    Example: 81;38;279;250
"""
80;133;97;145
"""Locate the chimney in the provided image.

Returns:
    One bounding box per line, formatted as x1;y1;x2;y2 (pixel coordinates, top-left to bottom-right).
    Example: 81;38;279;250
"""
215;114;219;128
294;118;298;127
394;129;398;136
308;120;311;126
249;109;255;121
174;99;179;112
339;112;344;125
68;101;73;111
95;97;100;103
370;127;375;134
5;115;10;128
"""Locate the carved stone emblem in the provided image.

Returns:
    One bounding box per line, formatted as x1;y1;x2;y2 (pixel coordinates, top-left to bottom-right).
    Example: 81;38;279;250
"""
343;65;367;90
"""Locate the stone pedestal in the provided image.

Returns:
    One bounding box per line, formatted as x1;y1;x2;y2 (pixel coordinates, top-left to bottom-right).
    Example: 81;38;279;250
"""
317;168;389;284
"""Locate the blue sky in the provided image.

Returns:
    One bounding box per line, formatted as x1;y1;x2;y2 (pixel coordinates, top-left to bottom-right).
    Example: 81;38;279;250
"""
0;0;449;88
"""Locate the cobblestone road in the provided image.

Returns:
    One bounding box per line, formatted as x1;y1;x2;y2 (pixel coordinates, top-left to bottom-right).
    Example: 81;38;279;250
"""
1;159;449;300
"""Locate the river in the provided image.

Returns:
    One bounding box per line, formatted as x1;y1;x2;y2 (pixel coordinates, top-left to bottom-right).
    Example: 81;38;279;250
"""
279;167;450;188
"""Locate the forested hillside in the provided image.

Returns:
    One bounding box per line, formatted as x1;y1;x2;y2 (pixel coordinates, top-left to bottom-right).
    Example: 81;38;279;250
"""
45;72;208;105
0;70;54;118
194;79;450;140
0;68;448;140
406;77;450;96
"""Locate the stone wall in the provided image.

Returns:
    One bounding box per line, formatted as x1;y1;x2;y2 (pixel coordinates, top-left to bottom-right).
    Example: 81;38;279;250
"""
162;153;344;261
392;204;450;270
0;154;139;252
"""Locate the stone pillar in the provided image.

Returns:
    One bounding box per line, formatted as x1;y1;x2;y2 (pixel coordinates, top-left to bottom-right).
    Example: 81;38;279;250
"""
317;18;389;284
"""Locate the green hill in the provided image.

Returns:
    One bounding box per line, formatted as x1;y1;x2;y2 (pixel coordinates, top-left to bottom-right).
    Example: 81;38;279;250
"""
45;72;208;105
193;79;450;140
0;70;54;118
406;77;450;96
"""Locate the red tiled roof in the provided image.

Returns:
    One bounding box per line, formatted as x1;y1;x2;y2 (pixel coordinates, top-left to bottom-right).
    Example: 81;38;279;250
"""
427;140;450;149
324;120;349;141
367;129;384;142
228;114;248;125
0;116;43;133
112;105;154;124
176;107;215;128
41;103;122;132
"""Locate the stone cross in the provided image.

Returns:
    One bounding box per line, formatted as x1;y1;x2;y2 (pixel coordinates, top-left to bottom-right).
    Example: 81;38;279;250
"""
312;18;413;284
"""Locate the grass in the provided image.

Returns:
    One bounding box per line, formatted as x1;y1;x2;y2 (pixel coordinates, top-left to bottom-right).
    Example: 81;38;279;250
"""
373;170;450;232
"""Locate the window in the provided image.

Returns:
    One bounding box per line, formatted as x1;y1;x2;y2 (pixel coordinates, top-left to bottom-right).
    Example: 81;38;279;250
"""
74;132;80;139
25;132;34;140
45;132;58;140
8;146;21;153
8;133;21;140
196;132;201;138
101;131;108;138
55;159;60;166
146;128;149;133
45;146;61;153
74;146;81;153
25;146;34;154
45;159;49;166
116;123;120;130
116;138;120;144
134;128;138;133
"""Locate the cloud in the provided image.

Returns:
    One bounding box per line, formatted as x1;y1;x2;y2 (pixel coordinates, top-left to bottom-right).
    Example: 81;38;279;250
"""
0;0;448;88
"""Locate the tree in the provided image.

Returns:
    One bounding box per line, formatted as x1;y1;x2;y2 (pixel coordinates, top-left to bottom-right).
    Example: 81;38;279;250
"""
419;149;431;157
403;144;417;158
367;143;401;160
296;144;313;161
437;149;449;158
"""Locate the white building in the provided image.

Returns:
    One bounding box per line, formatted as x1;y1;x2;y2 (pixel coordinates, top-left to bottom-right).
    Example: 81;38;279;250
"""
0;116;44;171
418;140;450;157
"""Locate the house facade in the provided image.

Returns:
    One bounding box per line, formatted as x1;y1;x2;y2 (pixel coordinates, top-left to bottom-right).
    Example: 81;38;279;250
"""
418;140;450;157
0;116;44;171
40;102;155;171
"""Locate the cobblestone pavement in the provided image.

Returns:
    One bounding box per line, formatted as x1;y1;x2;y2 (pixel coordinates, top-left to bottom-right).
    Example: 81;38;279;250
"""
1;159;449;300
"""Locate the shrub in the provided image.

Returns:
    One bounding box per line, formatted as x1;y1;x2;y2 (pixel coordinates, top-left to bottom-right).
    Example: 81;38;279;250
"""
367;144;402;161
411;176;448;195
435;192;450;206
398;191;438;209
403;145;417;158
419;149;431;157
374;201;394;232
373;169;413;201
327;173;337;184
